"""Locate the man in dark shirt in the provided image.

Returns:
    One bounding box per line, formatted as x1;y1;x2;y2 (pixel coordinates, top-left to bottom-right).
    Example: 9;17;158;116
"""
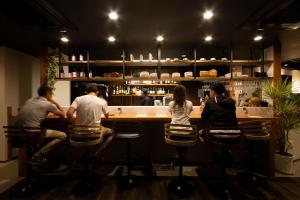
140;88;152;106
201;82;238;127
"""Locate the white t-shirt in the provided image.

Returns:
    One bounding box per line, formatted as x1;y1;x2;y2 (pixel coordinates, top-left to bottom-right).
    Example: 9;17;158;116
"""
168;100;193;125
70;95;108;125
16;97;59;128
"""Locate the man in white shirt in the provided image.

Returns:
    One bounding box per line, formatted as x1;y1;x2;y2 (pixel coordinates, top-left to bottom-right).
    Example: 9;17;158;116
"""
67;84;113;158
16;85;67;163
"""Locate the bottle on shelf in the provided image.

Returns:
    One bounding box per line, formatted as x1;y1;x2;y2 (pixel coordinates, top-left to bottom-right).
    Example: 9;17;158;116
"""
59;67;64;78
72;66;77;78
71;54;76;61
79;54;84;61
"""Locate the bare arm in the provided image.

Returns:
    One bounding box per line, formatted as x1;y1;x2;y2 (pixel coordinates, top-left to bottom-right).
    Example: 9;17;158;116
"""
67;107;76;121
49;99;65;118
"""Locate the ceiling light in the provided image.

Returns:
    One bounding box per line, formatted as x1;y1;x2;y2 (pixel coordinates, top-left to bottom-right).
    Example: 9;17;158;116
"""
284;63;288;67
108;36;116;42
60;36;69;43
203;10;213;20
204;35;213;42
108;11;119;20
254;35;263;41
156;35;164;42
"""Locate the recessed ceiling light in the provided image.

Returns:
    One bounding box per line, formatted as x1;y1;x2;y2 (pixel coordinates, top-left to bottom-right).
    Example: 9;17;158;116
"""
108;11;119;20
156;35;164;42
108;36;116;42
60;36;69;43
203;10;213;20
204;35;213;42
254;35;263;41
284;63;288;67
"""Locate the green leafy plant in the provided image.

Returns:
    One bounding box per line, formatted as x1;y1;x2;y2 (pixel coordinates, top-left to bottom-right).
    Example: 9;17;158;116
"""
47;54;58;89
263;79;300;156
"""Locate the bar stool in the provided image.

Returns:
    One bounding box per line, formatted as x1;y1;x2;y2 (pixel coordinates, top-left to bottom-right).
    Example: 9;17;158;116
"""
3;126;44;195
200;127;242;199
238;120;271;184
68;125;104;196
114;122;143;189
164;123;197;198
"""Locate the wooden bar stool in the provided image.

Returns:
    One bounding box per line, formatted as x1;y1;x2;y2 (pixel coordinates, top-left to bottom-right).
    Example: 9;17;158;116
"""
68;125;104;196
164;123;197;198
3;126;44;194
114;122;143;189
238;120;271;184
200;127;242;199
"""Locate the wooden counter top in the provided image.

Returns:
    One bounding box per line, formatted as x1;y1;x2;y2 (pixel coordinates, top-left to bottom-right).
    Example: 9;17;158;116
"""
102;113;276;121
48;113;276;122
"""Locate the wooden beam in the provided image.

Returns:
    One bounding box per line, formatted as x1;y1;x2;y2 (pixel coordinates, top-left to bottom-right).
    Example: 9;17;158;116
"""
273;42;282;83
40;47;48;85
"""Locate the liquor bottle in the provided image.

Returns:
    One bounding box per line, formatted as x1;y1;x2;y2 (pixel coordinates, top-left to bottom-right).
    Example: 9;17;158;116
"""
71;54;76;61
88;68;93;78
72;66;77;78
116;85;119;95
59;67;64;78
79;54;84;61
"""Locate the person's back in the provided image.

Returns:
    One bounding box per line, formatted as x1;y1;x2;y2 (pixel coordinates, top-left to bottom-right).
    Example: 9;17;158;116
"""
201;82;237;128
169;100;193;125
72;94;108;125
15;85;66;163
16;97;58;127
67;84;113;158
201;96;237;127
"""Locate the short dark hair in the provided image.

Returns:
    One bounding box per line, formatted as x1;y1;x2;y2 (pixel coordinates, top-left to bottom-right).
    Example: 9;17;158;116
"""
86;84;99;94
38;85;53;96
142;88;149;95
210;82;225;95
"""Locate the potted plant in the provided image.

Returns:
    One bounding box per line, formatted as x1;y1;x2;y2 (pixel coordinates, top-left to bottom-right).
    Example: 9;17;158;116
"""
263;79;300;174
47;54;58;89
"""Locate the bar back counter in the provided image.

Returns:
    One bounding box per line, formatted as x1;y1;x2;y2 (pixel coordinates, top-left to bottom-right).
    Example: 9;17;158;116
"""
45;106;277;177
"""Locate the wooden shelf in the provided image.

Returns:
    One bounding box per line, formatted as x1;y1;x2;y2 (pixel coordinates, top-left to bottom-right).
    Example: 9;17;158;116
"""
194;77;272;81
230;60;273;66
56;77;124;82
62;61;88;65
62;59;273;67
195;60;231;66
56;76;272;82
111;94;167;97
126;84;177;86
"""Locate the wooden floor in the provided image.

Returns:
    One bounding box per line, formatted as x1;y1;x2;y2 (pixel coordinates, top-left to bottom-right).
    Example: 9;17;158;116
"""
1;176;300;200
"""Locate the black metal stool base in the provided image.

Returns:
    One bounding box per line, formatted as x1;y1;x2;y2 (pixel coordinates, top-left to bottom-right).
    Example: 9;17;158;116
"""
72;180;98;196
117;175;136;190
168;178;194;198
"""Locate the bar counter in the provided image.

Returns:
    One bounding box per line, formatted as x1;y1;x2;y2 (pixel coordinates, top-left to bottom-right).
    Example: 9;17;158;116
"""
45;106;278;178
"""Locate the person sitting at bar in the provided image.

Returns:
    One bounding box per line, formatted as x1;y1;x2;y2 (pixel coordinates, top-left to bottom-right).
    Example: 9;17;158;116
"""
15;85;67;163
140;88;152;106
168;85;193;131
201;82;238;127
67;84;113;158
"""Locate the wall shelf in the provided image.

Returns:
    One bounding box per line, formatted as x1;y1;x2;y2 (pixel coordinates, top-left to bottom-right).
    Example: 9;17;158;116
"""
111;94;167;97
62;59;273;67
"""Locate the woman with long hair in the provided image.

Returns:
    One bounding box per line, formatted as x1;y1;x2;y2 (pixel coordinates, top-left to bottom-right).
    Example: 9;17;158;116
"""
168;85;193;126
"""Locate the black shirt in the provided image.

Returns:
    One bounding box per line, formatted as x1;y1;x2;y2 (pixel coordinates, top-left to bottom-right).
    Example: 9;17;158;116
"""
140;96;152;106
201;96;238;128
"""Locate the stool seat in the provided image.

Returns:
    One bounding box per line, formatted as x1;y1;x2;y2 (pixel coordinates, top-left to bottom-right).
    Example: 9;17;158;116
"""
115;133;142;140
165;137;197;147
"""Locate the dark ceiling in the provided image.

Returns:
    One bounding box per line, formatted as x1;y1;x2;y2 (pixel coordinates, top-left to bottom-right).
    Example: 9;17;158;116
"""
0;0;299;59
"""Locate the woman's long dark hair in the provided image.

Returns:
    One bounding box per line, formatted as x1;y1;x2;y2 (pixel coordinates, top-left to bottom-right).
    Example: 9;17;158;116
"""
173;85;186;107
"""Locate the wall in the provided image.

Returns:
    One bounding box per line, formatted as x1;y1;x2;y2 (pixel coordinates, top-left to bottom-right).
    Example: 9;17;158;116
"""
279;29;300;61
0;47;40;161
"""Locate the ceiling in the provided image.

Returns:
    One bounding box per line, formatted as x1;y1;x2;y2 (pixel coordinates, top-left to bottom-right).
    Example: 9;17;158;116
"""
0;0;299;59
